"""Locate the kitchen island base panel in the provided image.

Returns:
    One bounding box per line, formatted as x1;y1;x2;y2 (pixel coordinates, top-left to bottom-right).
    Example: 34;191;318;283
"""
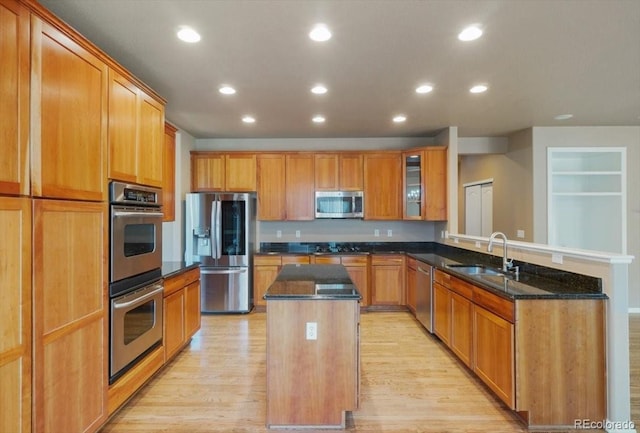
266;299;359;429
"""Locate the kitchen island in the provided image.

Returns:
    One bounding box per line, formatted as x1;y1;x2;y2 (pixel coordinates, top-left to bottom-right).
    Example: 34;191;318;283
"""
264;264;361;429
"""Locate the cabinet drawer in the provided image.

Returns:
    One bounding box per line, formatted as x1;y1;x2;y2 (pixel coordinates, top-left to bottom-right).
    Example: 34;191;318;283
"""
450;276;474;300
314;255;341;264
473;288;514;323
341;256;368;266
371;255;404;265
255;255;282;266
164;267;200;297
281;255;310;265
434;269;451;287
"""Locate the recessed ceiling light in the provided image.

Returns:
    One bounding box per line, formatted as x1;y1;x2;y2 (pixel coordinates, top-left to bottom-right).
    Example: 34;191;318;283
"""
177;26;201;43
416;84;434;94
309;23;332;42
393;115;407;123
219;86;236;95
458;25;483;41
242;116;255;124
554;114;574;120
311;85;328;95
312;115;326;123
469;85;488;93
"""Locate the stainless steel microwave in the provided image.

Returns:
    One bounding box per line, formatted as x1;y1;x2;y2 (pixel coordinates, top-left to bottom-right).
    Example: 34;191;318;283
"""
315;191;364;218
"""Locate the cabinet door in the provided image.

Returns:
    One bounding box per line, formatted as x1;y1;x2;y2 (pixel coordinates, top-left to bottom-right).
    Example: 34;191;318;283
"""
253;265;280;308
473;305;515;408
370;265;403;305
162;123;177;222
315;154;339;190
363;153;402;220
0;197;31;433
433;282;451;346
164;289;185;361
226;154;256;191
256;154;286;220
32;199;107;433
31;17;108;201
344;265;369;307
191;153;224;191
137;92;164;188
424;147;447;221
285;154;314;220
108;69;138;183
184;281;201;340
339;154;363;191
0;0;29;196
450;292;473;368
403;151;423;220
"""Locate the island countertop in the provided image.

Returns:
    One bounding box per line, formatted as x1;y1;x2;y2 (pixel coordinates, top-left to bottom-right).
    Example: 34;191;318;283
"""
264;264;362;300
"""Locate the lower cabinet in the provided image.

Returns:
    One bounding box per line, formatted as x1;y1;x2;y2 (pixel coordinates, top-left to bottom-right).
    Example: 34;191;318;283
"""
432;270;451;345
164;268;201;362
370;254;405;306
253;255;310;308
449;277;474;369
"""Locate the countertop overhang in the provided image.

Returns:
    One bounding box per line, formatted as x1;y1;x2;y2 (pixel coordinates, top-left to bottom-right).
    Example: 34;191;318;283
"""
264;264;362;300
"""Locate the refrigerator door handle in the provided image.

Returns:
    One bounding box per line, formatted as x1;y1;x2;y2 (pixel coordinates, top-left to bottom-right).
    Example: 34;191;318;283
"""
210;199;217;260
200;268;248;275
214;199;222;259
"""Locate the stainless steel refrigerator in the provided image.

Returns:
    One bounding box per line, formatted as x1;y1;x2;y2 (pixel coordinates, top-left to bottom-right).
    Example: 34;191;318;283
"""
185;193;256;313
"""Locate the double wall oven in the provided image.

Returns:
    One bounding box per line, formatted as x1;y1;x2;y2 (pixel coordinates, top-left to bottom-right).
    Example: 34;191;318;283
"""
109;181;164;383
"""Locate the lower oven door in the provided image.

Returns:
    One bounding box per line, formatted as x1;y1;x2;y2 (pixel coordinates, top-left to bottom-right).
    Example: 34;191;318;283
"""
110;280;164;382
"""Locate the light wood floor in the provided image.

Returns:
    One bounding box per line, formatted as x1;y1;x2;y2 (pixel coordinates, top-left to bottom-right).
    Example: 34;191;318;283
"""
101;312;640;433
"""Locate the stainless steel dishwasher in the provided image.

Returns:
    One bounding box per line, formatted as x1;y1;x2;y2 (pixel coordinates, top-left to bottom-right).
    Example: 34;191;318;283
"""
415;263;433;333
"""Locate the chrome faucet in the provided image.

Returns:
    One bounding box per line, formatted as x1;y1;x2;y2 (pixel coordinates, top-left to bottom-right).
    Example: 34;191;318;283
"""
487;231;513;273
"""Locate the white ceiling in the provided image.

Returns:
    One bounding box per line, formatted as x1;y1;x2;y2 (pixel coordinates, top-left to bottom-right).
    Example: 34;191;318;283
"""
39;0;640;139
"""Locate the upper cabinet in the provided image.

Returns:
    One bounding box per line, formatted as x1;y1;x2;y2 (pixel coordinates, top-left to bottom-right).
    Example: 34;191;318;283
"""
402;147;448;221
163;123;177;222
314;153;363;191
285;154;315;220
0;0;29;196
108;68;165;188
30;15;108;201
191;152;256;192
257;154;286;220
363;153;402;220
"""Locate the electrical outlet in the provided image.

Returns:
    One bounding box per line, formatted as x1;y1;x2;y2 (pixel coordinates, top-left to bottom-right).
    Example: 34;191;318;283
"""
517;229;525;238
374;229;380;237
441;230;445;238
552;253;563;264
276;230;282;238
295;230;301;238
454;238;459;244
387;229;393;237
475;241;481;248
306;322;317;340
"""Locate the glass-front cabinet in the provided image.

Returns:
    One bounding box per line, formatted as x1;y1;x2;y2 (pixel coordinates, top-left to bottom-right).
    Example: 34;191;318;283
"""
403;151;423;219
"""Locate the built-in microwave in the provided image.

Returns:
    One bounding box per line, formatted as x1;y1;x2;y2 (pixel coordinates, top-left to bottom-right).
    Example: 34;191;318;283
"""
315;191;364;219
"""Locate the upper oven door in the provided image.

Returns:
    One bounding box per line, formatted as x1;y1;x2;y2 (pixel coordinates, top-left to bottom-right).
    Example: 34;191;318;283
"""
110;205;163;282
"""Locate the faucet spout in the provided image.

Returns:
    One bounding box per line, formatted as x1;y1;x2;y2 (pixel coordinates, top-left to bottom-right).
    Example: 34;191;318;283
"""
488;231;513;273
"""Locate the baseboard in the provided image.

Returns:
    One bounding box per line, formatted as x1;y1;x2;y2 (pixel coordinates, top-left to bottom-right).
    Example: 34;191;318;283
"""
628;307;640;314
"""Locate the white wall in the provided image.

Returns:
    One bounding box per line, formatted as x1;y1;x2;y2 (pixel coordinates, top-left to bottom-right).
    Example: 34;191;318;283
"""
162;127;196;262
530;126;640;309
195;136;435;151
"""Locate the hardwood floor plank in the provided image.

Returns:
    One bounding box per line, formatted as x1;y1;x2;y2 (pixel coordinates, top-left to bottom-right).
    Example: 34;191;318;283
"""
101;311;628;432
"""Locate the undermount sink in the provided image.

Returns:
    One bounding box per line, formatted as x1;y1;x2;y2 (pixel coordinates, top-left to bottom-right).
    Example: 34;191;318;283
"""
445;264;504;276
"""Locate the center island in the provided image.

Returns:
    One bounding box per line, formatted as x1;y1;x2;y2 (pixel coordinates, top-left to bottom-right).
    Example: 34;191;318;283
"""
264;264;361;429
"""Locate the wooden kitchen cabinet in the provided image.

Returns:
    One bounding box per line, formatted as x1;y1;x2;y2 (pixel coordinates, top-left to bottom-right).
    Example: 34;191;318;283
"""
191;152;256;192
31;15;108;201
405;257;417;314
432;269;451;345
253;255;311;308
163;267;201;362
256;154;286;220
363;153;402;220
162;123;177;222
0;0;29;196
402;147;447;221
314;254;370;307
32;199;108;433
285;154;315;220
0;196;31;433
370;254;405;306
449;277;474;369
473;304;514;408
108;68;165;188
314;153;363;191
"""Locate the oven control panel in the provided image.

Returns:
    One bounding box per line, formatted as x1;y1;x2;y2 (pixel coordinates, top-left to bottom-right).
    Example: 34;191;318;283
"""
110;181;162;206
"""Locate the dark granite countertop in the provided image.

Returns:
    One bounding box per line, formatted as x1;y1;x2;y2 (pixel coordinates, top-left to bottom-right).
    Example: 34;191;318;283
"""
409;253;607;301
264;264;362;300
161;261;200;279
